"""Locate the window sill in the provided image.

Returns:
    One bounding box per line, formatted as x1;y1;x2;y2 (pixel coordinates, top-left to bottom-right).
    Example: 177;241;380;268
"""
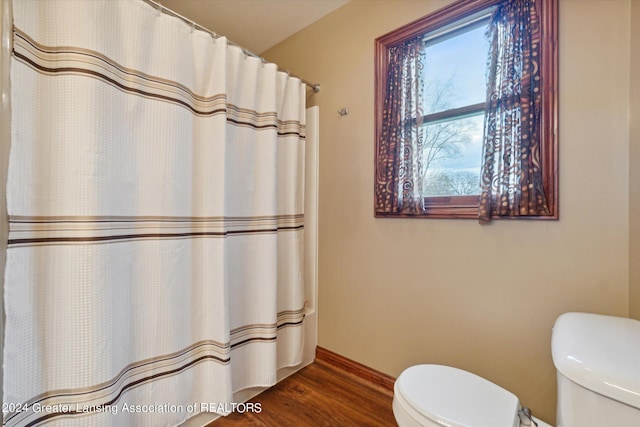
421;195;479;218
373;195;559;220
373;195;479;219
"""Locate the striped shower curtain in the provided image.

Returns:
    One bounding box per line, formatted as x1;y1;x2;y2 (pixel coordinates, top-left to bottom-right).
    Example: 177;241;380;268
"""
3;1;307;425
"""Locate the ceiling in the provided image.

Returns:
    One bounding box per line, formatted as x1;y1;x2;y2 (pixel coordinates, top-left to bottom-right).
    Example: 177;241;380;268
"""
158;0;350;54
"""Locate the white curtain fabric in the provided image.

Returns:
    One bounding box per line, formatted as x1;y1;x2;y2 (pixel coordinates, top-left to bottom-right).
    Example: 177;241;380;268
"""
4;1;306;426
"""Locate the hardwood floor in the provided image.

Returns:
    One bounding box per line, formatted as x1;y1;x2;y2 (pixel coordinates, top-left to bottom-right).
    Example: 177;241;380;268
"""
208;357;397;426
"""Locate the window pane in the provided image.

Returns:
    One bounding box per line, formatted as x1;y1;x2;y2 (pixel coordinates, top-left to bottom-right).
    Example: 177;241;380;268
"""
422;114;483;197
424;24;489;115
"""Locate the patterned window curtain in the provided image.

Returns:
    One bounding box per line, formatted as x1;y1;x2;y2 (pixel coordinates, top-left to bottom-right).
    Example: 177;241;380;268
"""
375;36;426;215
479;0;550;222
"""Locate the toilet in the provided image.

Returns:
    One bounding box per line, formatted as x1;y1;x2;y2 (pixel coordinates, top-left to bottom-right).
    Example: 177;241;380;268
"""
393;312;640;426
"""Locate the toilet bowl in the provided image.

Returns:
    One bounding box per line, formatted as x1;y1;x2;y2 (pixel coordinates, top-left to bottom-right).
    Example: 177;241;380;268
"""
393;313;640;427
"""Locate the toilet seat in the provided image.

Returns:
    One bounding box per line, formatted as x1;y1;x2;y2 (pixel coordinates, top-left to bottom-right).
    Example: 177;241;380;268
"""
394;364;521;427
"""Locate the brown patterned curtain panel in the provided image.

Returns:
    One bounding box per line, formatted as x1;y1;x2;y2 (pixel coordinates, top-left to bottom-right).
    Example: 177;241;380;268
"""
479;0;551;221
375;36;426;215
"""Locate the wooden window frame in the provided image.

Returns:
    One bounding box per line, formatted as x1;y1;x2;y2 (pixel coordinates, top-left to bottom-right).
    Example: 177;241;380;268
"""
374;0;558;219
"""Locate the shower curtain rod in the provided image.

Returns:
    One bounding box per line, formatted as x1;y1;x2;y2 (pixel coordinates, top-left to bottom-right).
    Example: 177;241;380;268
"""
143;0;321;93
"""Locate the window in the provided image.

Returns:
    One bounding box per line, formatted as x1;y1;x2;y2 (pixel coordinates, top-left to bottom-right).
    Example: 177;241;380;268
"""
374;0;558;220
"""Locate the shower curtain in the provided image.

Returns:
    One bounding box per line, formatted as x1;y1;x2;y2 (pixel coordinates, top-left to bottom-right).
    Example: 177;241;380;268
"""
3;1;307;426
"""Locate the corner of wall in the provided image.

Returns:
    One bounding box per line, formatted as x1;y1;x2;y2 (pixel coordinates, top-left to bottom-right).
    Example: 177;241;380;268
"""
629;0;640;320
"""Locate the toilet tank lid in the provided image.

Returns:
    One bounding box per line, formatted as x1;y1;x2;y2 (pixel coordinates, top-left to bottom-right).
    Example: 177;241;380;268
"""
552;312;640;410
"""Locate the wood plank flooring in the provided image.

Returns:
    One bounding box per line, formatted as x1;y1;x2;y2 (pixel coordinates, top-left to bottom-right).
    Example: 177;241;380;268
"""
208;358;397;426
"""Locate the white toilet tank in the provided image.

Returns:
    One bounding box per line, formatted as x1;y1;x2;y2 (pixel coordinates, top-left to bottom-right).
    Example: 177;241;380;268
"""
552;313;640;426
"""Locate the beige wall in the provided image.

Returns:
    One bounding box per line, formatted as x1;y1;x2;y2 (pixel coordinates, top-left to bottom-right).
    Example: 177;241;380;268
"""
264;0;631;423
630;0;640;319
